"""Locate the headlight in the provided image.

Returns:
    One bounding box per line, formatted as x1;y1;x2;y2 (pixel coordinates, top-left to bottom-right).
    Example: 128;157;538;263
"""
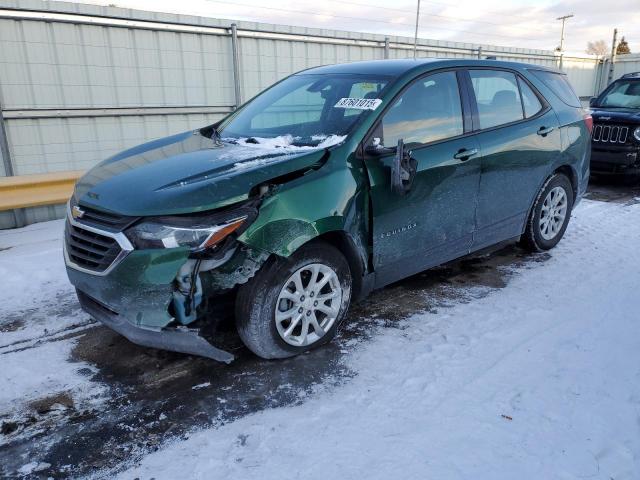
126;216;247;250
634;126;640;142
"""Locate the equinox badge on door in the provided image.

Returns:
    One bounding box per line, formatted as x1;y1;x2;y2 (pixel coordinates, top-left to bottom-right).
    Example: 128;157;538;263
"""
380;222;417;239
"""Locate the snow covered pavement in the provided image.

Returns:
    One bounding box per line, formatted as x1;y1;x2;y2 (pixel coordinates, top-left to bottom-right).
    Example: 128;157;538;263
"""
120;199;640;480
1;192;640;479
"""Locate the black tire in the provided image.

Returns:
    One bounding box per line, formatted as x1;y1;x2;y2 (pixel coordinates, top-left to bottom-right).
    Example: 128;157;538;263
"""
236;241;352;359
520;173;574;252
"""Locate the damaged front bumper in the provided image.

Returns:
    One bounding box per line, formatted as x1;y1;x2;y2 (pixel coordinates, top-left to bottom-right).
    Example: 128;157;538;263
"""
76;289;234;363
65;222;269;362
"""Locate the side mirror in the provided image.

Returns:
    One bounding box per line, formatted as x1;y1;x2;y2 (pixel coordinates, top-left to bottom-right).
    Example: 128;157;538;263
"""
391;139;417;195
589;97;597;107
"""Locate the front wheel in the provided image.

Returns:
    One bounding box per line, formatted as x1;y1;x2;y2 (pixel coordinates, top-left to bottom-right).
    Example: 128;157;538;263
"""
520;173;574;251
236;241;352;359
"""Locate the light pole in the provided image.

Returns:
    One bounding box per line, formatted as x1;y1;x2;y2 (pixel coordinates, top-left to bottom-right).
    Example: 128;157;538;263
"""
556;14;573;52
607;28;618;85
556;14;573;70
413;0;421;58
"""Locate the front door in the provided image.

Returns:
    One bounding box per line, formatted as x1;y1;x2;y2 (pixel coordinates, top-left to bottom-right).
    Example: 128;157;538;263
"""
364;70;481;287
466;69;562;248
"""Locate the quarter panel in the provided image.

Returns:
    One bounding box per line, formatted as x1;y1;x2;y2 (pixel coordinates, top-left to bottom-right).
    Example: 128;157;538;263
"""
559;118;591;198
525;69;590;199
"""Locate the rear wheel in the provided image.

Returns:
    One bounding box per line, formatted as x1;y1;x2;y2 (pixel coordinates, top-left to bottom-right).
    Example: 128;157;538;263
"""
520;173;574;251
236;241;352;359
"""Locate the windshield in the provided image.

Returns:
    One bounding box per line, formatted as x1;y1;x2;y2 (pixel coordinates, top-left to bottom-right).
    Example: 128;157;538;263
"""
219;74;390;146
596;80;640;108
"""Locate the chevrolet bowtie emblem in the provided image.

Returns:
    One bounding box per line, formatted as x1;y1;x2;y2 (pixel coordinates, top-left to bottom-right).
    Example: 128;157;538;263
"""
71;205;85;219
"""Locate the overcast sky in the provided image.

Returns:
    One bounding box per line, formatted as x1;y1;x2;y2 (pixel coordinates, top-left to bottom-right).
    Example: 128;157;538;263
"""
74;0;639;55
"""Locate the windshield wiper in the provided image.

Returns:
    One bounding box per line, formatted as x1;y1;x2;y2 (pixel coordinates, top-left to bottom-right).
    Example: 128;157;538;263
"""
211;126;223;145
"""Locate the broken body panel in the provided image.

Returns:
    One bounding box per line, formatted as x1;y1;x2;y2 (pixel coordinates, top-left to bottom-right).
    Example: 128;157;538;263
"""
66;121;371;360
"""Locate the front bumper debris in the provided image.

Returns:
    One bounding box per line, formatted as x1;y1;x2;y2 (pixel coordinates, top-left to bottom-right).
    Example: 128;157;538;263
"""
64;197;270;361
77;290;234;363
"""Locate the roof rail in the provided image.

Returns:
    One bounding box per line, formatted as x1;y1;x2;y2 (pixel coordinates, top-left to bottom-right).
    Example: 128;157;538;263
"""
621;72;640;79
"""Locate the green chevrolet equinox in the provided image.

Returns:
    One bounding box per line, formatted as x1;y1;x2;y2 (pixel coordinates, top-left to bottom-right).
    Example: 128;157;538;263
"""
65;59;591;362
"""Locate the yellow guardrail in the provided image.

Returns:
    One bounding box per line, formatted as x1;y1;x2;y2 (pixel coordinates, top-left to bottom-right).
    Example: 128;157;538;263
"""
0;170;83;211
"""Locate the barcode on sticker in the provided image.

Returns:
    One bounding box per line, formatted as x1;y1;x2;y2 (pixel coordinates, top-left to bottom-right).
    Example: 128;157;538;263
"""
334;97;382;110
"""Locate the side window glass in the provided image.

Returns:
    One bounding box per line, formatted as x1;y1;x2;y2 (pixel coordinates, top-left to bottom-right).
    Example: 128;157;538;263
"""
470;70;524;129
518;77;543;117
381;71;463;146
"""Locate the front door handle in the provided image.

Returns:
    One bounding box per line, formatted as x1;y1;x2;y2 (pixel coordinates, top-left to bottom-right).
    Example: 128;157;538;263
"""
537;126;555;137
453;148;478;161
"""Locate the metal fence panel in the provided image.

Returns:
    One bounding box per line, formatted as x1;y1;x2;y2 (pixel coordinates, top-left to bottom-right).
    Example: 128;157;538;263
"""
0;0;605;228
612;54;640;80
592;54;640;94
563;57;604;98
0;20;236;109
6;113;226;175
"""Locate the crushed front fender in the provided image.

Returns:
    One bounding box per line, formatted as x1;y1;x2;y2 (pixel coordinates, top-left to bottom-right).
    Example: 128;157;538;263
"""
201;245;270;292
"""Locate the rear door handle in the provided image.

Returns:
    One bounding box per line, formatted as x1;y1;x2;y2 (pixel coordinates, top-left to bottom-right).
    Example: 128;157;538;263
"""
453;148;478;161
537;126;555;136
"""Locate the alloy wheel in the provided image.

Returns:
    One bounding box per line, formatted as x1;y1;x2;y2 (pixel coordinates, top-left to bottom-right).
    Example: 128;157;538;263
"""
275;263;343;347
539;186;568;240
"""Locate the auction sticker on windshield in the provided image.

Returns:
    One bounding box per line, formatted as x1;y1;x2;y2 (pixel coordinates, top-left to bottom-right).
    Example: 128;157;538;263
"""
334;97;382;110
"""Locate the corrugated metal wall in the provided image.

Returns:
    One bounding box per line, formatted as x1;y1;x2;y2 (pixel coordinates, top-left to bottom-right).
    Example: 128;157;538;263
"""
0;0;605;228
607;54;640;89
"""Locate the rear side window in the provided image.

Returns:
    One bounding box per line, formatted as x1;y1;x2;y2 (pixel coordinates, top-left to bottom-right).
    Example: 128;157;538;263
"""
469;70;524;129
518;77;543;117
530;70;581;108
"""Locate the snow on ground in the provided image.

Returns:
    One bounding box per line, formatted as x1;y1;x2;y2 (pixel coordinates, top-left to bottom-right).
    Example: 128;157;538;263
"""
118;199;640;480
0;220;68;313
0;220;104;428
0;220;91;344
1;339;103;415
1;197;639;479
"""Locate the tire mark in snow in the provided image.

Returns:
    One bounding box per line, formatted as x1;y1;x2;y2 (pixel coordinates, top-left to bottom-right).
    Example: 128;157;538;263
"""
0;289;96;353
0;320;96;355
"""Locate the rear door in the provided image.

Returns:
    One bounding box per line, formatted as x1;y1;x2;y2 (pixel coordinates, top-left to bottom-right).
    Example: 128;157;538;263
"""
465;69;561;249
363;70;481;286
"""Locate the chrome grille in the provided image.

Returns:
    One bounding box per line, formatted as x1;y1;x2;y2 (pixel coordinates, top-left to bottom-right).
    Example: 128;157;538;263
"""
65;222;122;273
69;198;138;231
64;204;134;275
592;123;630;144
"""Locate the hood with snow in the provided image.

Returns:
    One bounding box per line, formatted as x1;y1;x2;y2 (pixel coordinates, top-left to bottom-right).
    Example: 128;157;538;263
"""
74;130;346;216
